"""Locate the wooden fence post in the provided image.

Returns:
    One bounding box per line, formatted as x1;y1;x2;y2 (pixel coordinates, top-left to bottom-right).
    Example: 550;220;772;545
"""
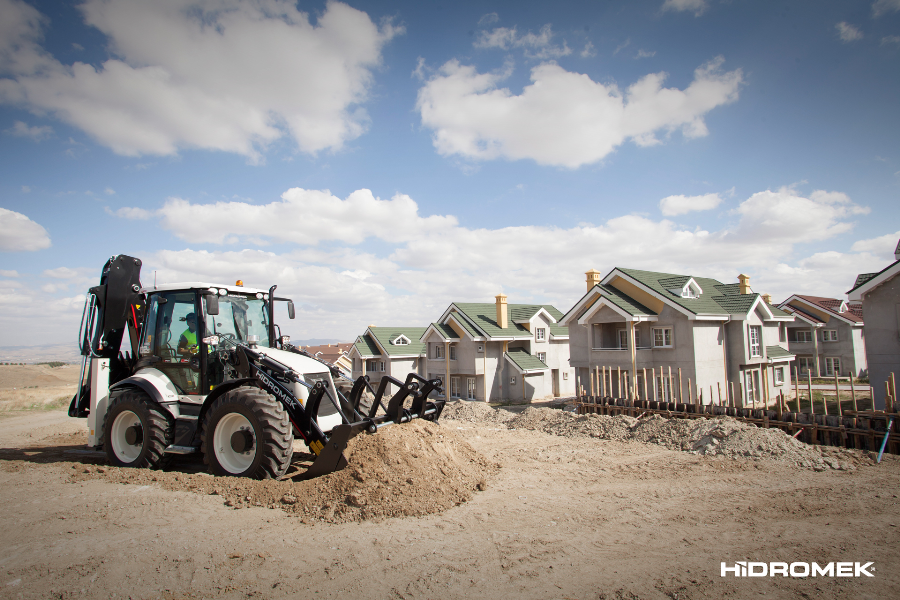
678;368;683;406
808;370;815;416
794;367;801;412
834;371;842;417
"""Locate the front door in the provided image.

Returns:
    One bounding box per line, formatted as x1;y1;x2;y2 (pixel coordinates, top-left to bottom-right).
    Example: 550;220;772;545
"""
552;369;559;397
141;292;202;395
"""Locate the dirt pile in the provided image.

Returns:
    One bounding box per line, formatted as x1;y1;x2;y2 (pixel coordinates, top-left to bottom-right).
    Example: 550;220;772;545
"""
71;419;498;523
490;407;858;470
442;400;515;424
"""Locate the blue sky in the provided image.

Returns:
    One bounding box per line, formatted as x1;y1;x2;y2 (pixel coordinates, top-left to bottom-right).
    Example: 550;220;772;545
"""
1;0;899;346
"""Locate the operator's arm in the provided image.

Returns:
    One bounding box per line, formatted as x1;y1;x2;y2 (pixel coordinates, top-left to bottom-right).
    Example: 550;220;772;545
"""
177;333;191;357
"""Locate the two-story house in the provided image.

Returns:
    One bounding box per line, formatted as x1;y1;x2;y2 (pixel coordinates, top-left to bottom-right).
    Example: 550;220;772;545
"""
300;342;354;377
347;326;427;394
562;268;795;407
776;295;866;378
848;238;900;409
419;295;576;401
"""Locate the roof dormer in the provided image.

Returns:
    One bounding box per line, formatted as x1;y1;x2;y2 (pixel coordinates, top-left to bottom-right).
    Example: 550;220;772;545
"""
668;277;702;299
391;334;411;346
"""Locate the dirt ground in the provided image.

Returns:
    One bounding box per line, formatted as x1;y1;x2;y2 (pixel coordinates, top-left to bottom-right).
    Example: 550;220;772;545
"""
1;392;899;599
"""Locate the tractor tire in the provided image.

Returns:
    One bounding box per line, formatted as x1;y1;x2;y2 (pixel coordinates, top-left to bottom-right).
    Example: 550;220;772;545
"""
201;387;293;479
103;388;174;469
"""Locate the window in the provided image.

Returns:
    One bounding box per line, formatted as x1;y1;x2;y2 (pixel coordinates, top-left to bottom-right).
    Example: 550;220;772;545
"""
449;345;457;360
450;376;460;398
825;357;841;376
535;328;546;341
618;329;628;349
779;324;786;343
823;330;838;342
392;335;409;345
749;326;762;357
466;377;476;399
634;329;641;348
379;361;386;372
510;376;516;385
432;344;444;359
798;357;815;374
653;327;673;348
656;374;673;402
563;371;568;380
366;359;376;371
774;367;784;385
537;352;546;363
794;330;812;343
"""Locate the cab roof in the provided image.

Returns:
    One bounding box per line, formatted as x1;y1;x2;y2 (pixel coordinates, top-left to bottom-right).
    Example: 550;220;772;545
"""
140;282;272;296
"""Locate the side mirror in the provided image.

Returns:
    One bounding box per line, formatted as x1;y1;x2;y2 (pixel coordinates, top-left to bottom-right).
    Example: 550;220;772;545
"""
205;293;219;316
287;300;295;319
202;335;219;346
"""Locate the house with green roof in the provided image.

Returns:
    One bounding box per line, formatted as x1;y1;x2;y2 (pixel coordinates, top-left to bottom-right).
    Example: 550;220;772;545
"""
561;268;795;407
419;294;575;401
848;237;900;409
347;326;428;395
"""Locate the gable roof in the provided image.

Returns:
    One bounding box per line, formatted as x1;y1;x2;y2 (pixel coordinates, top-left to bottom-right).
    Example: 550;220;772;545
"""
444;302;567;340
353;326;427;358
779;294;863;325
504;348;549;373
766;345;795;361
848;258;900;301
421;323;460;342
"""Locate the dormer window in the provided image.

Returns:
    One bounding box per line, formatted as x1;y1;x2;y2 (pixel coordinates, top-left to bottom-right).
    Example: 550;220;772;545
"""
839;301;849;313
392;334;410;346
666;277;702;299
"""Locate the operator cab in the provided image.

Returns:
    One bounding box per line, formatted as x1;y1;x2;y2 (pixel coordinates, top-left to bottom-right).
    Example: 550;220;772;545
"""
136;283;340;429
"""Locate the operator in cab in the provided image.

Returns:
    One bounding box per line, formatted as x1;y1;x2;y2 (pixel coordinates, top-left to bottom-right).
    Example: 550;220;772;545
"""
177;312;199;358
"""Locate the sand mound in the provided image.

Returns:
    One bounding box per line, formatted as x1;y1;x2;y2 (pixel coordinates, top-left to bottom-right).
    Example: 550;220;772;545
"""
441;400;515;424
503;407;857;470
70;419;498;523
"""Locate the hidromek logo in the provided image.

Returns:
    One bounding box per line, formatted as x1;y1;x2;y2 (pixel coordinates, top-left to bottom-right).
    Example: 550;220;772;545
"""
721;562;874;578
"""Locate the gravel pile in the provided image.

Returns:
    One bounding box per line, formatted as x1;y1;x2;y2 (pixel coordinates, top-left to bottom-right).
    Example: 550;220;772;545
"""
442;400;516;425
459;406;858;471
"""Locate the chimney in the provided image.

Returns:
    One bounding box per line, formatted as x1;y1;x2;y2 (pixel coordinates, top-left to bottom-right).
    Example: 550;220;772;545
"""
761;293;772;305
737;274;751;295
585;268;602;292
495;294;508;329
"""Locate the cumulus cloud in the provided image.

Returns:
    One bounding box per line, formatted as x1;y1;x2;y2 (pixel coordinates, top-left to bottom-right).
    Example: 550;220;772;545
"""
108;206;154;220
0;207;50;251
416;56;742;168
836;22;864;42
850;229;900;258
881;35;900;45
873;0;900;17
659;193;722;216
474;24;571;60
5;120;52;140
43;266;81;279
138;188;459;245
661;0;708;17
0;269;18;277
0;0;399;160
581;42;596;58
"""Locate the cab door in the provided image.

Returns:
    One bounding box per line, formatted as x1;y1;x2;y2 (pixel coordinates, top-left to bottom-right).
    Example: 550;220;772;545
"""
142;292;202;395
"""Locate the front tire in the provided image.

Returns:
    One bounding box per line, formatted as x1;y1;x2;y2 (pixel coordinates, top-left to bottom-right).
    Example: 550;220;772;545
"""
201;387;293;479
103;389;173;468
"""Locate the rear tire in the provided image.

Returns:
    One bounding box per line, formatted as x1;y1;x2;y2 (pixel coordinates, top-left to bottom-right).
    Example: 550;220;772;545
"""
201;387;293;479
103;389;173;469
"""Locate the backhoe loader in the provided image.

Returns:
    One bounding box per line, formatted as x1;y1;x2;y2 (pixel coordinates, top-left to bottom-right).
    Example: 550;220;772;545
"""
69;255;444;479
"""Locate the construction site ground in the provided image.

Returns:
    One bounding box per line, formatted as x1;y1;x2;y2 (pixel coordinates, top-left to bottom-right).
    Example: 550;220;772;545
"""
1;365;899;599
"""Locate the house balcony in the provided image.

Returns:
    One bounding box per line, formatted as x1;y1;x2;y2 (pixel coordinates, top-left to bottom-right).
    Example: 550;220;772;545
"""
589;347;656;367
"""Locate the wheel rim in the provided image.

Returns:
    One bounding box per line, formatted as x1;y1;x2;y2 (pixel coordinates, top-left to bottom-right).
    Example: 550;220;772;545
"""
110;410;143;463
213;412;256;474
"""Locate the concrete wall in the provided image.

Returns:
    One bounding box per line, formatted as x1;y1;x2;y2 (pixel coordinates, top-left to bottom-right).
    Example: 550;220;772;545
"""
860;273;900;409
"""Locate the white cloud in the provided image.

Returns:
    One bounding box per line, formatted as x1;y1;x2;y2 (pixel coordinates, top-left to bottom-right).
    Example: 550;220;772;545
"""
635;49;657;59
580;42;596;58
0;0;399;160
882;35;900;45
836;22;864;42
850;229;900;258
661;0;708;17
0;207;50;251
43;267;80;279
416;56;742;168
109;206;154;220
1;184;881;343
104;187;115;195
614;39;631;55
474;24;571;60
659;193;722;216
0;270;19;277
478;13;499;26
873;0;900;17
21;185;30;193
151;188;458;245
5;120;53;140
